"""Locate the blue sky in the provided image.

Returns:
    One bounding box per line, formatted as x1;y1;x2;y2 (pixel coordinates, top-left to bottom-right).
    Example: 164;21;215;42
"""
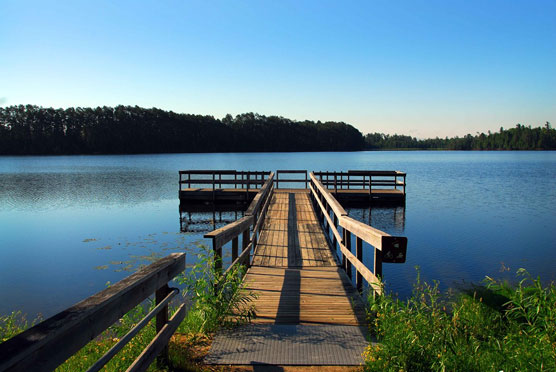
1;0;555;138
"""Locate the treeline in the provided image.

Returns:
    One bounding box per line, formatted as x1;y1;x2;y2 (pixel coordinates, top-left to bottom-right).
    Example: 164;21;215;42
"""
365;123;556;150
0;105;365;155
0;105;554;154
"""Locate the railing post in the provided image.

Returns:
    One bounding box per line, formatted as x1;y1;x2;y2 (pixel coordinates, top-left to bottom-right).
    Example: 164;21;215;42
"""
212;172;216;203
242;229;250;266
343;228;352;279
334;174;338;194
232;236;238;262
332;214;338;249
155;284;170;366
356;237;363;292
325;204;330;235
246;173;250;200
374;247;383;280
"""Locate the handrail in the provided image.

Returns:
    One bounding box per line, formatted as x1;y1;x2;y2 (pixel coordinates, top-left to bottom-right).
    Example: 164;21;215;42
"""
246;172;275;216
313;170;406;195
309;172;347;217
179;170;271;191
275;170;308;189
204;172;275;272
309;174;407;295
0;253;186;372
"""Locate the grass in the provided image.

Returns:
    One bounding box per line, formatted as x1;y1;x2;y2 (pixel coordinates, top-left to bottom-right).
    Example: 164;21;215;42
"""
364;268;556;372
0;245;255;372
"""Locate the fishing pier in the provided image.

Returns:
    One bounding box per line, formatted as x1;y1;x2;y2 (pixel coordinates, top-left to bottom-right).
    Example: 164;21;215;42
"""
0;169;408;370
190;170;408;366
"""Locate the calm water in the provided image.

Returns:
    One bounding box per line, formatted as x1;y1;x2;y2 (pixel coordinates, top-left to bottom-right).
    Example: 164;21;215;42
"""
1;152;555;318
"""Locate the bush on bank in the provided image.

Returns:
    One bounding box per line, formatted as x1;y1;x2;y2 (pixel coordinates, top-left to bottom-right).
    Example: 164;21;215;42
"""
364;268;556;372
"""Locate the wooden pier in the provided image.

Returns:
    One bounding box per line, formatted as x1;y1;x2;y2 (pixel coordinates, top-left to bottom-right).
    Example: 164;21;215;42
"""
202;170;408;366
179;169;406;206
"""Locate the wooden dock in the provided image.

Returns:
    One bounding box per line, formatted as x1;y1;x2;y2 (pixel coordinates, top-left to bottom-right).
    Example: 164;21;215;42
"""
179;169;406;206
202;170;408;366
246;190;366;325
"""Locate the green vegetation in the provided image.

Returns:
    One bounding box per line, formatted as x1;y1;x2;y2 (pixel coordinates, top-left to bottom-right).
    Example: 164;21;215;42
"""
0;246;255;371
0;105;364;154
365;123;556;150
1;105;554;154
364;268;556;372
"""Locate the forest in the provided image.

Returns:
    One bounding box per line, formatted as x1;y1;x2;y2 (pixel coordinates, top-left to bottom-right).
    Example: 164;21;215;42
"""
0;105;554;154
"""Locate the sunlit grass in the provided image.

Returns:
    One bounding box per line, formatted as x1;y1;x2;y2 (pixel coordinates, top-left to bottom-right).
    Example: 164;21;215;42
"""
364;268;556;372
0;246;255;372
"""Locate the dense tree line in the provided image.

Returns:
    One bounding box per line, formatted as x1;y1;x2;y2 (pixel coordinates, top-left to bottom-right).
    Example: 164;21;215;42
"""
0;105;554;154
0;105;364;154
364;123;556;150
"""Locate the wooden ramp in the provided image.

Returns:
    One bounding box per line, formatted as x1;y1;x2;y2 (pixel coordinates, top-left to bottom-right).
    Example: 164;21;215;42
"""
206;190;369;366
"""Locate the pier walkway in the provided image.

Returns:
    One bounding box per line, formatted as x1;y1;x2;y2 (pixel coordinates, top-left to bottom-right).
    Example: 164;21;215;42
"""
200;171;408;367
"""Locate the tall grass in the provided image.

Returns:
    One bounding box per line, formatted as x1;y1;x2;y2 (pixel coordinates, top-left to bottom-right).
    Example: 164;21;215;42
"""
0;246;255;371
364;268;556;372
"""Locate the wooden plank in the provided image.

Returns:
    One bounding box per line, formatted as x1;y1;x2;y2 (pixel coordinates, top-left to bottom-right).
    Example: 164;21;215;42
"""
244;267;366;326
339;216;407;254
0;253;185;372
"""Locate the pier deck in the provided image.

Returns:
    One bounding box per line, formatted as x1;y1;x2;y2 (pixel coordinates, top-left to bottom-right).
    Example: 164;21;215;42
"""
201;171;407;366
246;191;366;326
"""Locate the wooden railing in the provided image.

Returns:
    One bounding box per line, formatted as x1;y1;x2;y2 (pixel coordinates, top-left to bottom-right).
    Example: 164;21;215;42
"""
0;253;186;372
179;170;271;191
313;170;406;195
275;170;308;189
309;172;407;295
204;172;275;274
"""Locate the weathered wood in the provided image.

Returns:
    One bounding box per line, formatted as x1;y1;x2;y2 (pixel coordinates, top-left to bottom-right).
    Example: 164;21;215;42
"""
374;246;383;280
155;284;170;365
232;236;238;261
204;215;254;248
309;172;347;217
275;170;308;189
126;304;186;372
245;267;366;325
0;253;185;372
343;228;352;280
356;237;363;292
337;240;382;295
309;184;343;245
339;216;406;253
246;172;275;216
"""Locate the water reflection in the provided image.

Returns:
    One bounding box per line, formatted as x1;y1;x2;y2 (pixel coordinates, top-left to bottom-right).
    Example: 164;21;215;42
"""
179;203;246;233
346;205;406;235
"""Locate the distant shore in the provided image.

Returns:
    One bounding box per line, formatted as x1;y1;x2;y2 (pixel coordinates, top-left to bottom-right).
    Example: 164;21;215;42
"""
1;105;554;155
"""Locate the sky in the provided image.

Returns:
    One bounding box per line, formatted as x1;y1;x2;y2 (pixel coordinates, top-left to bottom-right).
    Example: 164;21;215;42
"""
1;0;555;138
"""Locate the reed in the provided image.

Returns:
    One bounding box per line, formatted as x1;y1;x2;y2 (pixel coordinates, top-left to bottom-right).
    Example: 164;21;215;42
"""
364;268;556;371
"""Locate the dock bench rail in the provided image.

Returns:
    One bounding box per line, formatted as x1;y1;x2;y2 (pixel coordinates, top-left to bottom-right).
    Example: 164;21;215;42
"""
309;172;407;295
314;170;406;195
275;170;308;189
179;170;271;190
204;172;275;275
0;253;186;372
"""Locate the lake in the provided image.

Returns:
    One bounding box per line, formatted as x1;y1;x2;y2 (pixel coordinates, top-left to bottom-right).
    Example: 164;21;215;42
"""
1;151;555;319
